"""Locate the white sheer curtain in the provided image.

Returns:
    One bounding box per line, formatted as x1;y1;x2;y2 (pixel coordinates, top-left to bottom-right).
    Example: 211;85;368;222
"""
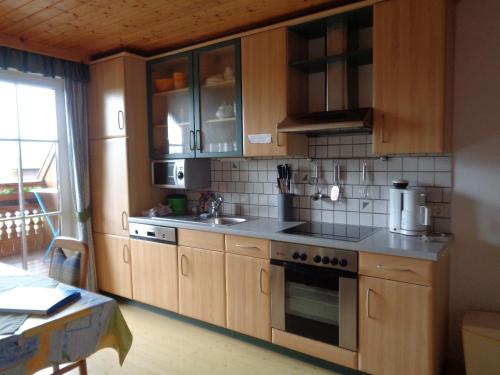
65;80;97;291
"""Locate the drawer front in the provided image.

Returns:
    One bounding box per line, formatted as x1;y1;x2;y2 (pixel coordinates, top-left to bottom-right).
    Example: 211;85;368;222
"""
177;229;225;252
359;253;433;286
225;235;270;259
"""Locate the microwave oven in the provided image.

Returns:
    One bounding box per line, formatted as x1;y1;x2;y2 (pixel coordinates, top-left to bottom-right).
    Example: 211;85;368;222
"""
151;159;210;189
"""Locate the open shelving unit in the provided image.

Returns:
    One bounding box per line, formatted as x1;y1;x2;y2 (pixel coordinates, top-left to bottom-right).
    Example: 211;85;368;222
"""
287;6;373;115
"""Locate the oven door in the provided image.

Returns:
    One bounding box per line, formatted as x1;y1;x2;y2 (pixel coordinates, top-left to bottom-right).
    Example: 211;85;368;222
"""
271;260;357;351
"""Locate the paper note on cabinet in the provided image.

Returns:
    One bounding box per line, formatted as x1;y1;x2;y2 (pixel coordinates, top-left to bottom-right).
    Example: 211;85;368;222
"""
248;134;272;144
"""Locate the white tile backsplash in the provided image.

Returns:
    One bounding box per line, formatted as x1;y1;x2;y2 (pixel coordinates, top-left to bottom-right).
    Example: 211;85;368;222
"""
185;136;453;233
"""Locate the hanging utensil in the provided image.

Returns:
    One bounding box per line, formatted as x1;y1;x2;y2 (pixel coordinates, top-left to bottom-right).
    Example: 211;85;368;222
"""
360;162;369;199
330;162;340;201
310;161;323;201
337;163;343;201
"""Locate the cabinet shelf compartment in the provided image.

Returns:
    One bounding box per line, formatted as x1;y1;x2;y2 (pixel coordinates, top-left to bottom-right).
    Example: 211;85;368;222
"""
205;117;236;124
201;80;235;89
154;122;190;128
290;49;373;74
153;87;189;96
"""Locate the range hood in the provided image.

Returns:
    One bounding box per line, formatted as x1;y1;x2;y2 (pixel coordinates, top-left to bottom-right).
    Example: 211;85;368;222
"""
277;108;372;135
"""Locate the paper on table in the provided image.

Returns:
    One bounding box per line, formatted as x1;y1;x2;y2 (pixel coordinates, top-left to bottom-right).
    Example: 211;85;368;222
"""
248;134;272;144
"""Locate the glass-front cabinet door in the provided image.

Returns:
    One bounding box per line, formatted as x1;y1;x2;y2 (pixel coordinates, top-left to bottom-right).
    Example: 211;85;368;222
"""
148;53;195;159
194;40;242;157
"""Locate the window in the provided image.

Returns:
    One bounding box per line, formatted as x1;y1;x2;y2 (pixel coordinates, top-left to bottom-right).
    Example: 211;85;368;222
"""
0;70;72;274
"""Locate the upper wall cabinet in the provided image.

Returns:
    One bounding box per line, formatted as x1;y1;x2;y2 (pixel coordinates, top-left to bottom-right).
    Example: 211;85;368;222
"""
148;40;242;159
372;0;452;155
148;53;195;159
241;28;308;157
88;57;126;139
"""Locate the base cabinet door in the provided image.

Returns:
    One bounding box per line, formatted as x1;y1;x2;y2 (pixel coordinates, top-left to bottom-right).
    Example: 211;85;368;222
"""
130;239;178;312
358;275;433;375
178;246;225;327
226;254;271;341
94;233;132;299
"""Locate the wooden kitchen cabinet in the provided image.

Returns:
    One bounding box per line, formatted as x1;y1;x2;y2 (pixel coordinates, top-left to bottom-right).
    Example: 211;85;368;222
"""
178;246;226;327
226;253;271;341
94;232;132;299
89;54;160;297
241;28;308;157
372;0;452;154
130;239;178;312
88;56;126;139
358;276;432;375
89;54;159;234
358;252;449;375
90;137;129;236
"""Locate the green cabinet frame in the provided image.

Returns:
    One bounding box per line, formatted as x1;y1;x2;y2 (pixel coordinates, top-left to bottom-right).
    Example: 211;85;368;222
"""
147;39;242;159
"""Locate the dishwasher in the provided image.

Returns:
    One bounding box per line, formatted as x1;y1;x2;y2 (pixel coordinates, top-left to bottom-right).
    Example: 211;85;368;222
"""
129;222;177;244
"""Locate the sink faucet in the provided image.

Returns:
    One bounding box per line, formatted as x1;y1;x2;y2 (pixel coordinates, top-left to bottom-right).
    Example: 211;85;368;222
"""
209;195;224;218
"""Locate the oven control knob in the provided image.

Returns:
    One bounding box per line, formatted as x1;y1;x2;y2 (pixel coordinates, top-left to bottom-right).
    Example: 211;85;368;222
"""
292;252;300;260
313;255;321;263
300;253;308;261
321;256;330;264
339;259;348;267
331;257;339;266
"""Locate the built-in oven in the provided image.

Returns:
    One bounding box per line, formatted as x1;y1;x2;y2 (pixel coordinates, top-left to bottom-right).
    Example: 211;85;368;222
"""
270;241;358;351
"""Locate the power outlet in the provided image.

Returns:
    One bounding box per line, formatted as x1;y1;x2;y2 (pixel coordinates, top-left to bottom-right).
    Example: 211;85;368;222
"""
431;203;449;218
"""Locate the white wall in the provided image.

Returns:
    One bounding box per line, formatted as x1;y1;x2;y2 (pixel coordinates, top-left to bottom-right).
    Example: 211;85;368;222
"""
449;0;500;361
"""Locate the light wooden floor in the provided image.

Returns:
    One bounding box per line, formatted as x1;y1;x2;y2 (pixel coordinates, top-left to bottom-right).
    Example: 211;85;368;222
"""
45;302;342;375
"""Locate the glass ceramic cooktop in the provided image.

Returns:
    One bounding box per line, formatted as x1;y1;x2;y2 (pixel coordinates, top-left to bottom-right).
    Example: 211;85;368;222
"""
281;222;381;242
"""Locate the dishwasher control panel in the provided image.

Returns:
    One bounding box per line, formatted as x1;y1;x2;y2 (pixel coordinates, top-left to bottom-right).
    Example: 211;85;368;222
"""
129;222;176;244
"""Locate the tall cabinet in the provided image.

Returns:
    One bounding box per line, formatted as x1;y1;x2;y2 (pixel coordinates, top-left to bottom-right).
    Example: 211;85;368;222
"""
89;53;158;298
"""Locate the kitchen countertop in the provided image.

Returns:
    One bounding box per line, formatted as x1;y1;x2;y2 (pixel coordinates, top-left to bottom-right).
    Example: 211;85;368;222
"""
129;216;452;261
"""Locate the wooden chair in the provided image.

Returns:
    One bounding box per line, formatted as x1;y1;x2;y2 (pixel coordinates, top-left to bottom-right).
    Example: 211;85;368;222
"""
47;236;89;375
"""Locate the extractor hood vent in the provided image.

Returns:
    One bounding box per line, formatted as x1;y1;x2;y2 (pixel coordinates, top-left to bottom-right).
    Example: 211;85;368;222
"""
278;108;372;136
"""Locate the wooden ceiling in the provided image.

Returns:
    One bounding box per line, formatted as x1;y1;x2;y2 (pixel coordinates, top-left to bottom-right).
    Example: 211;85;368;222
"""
0;0;354;61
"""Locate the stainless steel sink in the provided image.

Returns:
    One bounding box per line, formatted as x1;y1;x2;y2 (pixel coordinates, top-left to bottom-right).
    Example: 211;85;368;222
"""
154;215;252;226
200;216;249;226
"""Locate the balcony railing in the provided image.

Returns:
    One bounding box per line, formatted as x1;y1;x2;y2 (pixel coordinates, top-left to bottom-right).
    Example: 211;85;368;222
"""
0;207;52;258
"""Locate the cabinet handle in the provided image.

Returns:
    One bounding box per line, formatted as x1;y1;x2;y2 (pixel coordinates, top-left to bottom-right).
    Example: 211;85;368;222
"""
180;254;188;276
189;130;195;151
121;211;128;231
366;287;373;319
195;130;202;151
275;126;283;147
259;268;265;294
377;264;412;272
380;113;387;143
118;110;125;130
235;244;259;250
122;244;130;264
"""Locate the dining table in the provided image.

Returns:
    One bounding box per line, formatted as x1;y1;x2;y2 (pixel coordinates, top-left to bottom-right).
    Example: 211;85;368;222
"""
0;262;132;374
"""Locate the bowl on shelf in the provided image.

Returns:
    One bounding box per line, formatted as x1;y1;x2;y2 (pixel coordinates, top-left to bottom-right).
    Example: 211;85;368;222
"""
154;78;173;92
173;72;188;89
